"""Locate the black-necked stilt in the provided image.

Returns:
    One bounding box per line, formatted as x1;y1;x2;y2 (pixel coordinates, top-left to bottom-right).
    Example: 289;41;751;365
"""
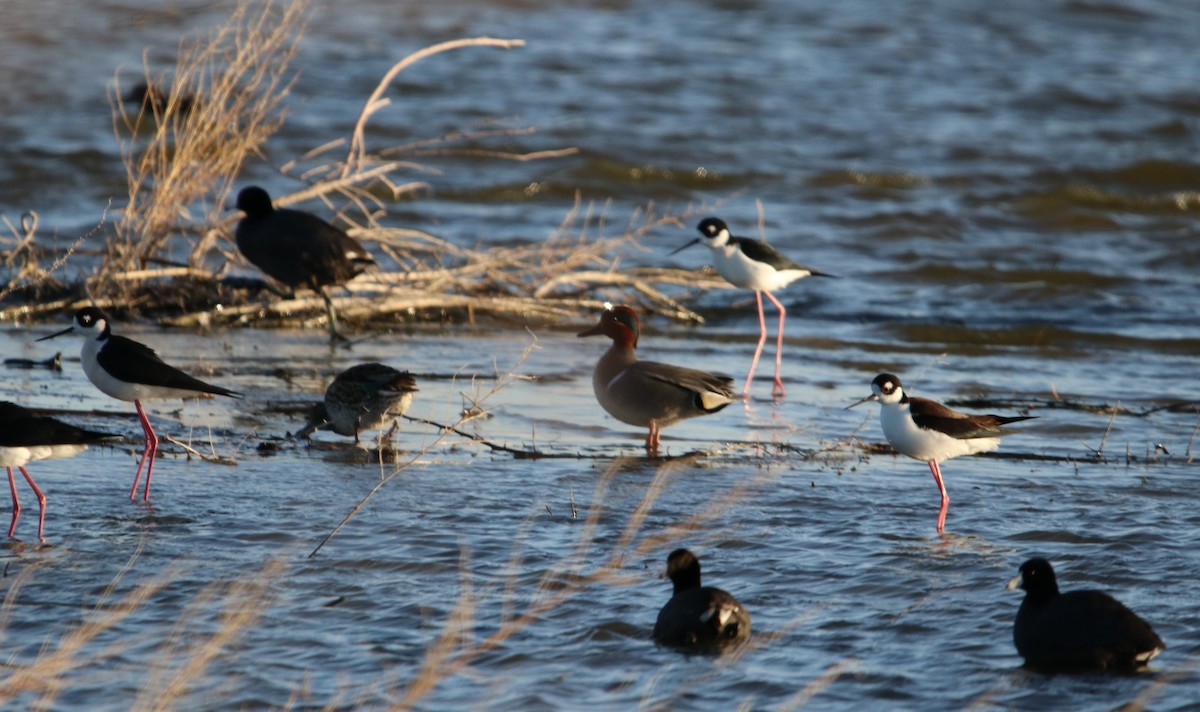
38;307;241;501
672;217;831;400
848;372;1034;534
653;548;751;652
579;304;734;454
1008;558;1164;670
299;362;418;445
234;186;376;342
0;401;115;540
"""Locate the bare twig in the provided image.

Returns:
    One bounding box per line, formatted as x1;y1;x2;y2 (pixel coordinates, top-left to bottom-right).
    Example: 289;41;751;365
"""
1081;405;1119;459
160;435;239;466
105;0;308;287
343;37;527;176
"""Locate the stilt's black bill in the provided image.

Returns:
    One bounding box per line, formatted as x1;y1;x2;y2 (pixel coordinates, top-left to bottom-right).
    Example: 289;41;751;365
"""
36;326;74;342
670;238;701;255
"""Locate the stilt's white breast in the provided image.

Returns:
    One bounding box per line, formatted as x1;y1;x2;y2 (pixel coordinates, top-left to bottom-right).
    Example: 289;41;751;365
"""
710;243;810;292
82;338;141;401
0;443;88;468
0;446;34;468
43;443;90;460
81;338;195;401
879;400;999;463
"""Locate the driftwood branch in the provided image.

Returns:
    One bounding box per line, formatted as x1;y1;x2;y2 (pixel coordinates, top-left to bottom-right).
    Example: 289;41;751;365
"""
343;37;527;176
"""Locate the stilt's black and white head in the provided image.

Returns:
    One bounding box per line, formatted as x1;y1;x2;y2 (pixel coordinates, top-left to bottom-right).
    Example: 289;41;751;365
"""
695;217;731;246
847;372;904;409
670;216;733;256
870;373;904;404
38;307;111;344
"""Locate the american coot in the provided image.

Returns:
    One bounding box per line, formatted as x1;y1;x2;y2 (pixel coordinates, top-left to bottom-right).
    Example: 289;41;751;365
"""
299;363;418;445
1008;558;1165;671
847;373;1034;534
38;307;242;502
578;305;734;454
123;80;196;115
0;401;116;540
652;548;750;651
671;217;832;399
234;186;376;342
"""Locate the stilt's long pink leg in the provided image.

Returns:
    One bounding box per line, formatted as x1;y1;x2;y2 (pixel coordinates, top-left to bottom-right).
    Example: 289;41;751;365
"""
763;290;788;398
7;467;20;537
18;467;46;540
131;400;159;501
928;460;950;534
743;291;769;398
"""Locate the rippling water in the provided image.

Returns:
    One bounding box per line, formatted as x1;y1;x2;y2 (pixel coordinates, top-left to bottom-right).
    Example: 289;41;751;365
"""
2;0;1199;709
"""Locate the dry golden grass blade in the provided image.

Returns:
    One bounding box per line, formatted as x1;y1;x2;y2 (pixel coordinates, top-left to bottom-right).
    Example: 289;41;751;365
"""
105;267;220;283
391;548;477;710
0;209;110;311
132;558;288;712
532;268;727;300
0;212;43;289
775;658;863;712
0;540;161;709
0;558;50;646
104;0;310;288
343;38;527;177
387;455;788;710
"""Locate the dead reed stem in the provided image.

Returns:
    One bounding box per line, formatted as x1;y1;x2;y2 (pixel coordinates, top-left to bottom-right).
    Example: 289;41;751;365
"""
0;208;110;308
1084;404;1120;458
0;540;158;709
389;456;781;710
776;659;863;712
132;558;288;712
1;4;711;330
106;0;308;287
344;37;527;177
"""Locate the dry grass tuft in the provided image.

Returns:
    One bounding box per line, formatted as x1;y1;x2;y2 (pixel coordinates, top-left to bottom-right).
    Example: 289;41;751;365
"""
133;558;288;712
0;0;721;329
0;542;164;708
0;209;108;308
0;546;287;711
105;0;308;284
389;455;781;710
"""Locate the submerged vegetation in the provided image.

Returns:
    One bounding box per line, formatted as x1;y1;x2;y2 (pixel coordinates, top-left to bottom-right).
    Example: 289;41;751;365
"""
0;0;723;331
